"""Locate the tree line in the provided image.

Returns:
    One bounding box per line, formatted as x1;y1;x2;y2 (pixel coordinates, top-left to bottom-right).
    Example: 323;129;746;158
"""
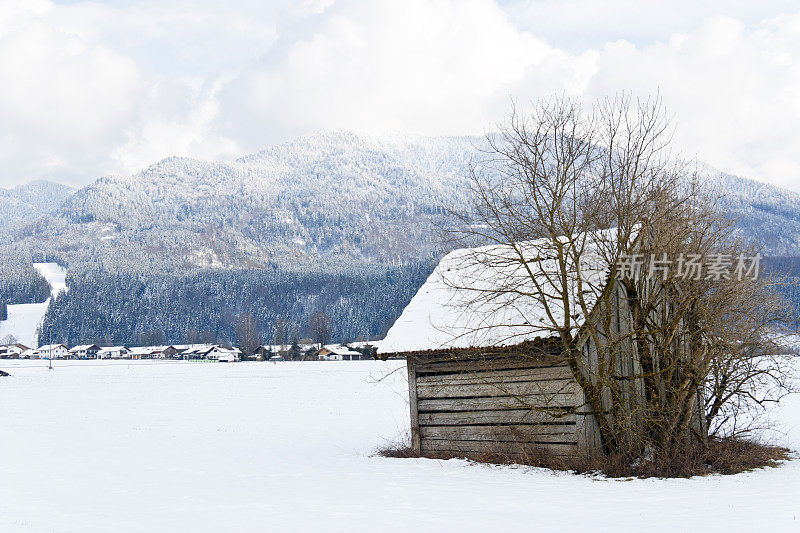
35;261;434;349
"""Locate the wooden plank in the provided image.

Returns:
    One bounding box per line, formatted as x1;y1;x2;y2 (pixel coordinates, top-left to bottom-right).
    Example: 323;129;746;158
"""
576;413;603;457
419;409;577;426
416;365;573;386
413;349;561;365
421;439;578;457
420;424;577;442
417;394;581;412
416;378;579;400
415;358;566;375
407;357;421;455
421;451;574;463
573;387;604;456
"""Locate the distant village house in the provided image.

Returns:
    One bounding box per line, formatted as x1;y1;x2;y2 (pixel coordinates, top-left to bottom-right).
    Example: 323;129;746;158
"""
69;344;101;359
0;343;30;358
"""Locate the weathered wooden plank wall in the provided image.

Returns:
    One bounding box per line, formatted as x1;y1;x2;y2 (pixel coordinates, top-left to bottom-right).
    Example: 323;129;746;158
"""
408;352;602;460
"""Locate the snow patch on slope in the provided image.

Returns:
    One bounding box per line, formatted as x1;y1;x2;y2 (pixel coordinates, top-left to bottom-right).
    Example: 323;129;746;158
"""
0;302;50;348
0;262;67;347
34;262;67;296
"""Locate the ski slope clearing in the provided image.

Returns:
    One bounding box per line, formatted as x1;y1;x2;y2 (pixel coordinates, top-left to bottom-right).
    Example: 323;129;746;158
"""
0;263;67;348
0;360;798;532
33;262;67;296
0;301;50;349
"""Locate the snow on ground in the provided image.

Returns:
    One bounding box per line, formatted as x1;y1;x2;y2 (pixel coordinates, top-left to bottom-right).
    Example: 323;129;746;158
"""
0;359;798;532
0;302;51;349
0;263;66;348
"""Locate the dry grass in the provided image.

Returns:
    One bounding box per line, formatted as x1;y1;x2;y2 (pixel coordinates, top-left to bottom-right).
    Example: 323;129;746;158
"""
376;436;792;478
592;438;791;478
375;438;419;459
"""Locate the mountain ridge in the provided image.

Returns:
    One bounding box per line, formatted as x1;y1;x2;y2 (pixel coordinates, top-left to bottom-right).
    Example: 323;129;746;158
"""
0;180;75;241
3;132;800;274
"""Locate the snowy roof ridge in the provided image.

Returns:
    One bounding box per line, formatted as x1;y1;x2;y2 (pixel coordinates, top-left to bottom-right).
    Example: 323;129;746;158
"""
321;344;362;355
38;344;68;350
378;229;617;354
69;344;99;351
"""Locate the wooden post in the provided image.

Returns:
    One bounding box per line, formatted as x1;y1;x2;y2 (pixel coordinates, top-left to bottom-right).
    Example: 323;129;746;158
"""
407;356;421;455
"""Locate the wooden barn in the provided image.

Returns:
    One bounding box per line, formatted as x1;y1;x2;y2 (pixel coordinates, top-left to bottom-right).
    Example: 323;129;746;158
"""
393;342;598;460
378;233;703;461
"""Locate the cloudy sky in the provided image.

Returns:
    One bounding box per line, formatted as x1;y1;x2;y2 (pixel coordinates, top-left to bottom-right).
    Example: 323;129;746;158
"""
1;0;799;191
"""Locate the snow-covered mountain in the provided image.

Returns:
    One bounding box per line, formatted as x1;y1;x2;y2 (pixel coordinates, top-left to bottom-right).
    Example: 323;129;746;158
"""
708;172;800;255
0;181;74;240
7;131;799;275
7;132;475;272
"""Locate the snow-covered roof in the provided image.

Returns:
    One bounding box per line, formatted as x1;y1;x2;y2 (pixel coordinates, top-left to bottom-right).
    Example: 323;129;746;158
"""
180;344;217;355
259;344;286;352
347;340;381;349
129;345;168;355
38;344;68;351
260;343;317;350
210;347;235;353
0;343;28;352
171;344;214;351
378;233;613;354
321;344;362;356
69;344;99;352
98;346;129;353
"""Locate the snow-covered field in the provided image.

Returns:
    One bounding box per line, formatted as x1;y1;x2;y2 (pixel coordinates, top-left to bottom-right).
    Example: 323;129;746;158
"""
0;263;67;348
0;359;798;532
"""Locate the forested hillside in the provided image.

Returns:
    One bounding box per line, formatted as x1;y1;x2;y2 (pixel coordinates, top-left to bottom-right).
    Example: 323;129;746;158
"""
9;132;473;272
0;181;75;241
711;172;800;255
37;261;434;347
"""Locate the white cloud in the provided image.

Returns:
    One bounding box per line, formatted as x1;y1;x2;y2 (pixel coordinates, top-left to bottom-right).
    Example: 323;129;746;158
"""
581;14;800;191
1;0;799;193
219;1;800;191
0;0;273;186
218;0;559;147
502;0;800;51
0;0;141;184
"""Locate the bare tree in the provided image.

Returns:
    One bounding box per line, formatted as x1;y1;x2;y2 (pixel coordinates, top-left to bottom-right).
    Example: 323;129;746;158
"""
236;312;262;357
138;329;166;347
185;328;200;345
446;95;795;456
273;316;288;351
93;335;112;347
615;186;793;448
1;333;19;345
309;311;331;347
236;313;259;355
289;326;302;360
200;329;217;345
